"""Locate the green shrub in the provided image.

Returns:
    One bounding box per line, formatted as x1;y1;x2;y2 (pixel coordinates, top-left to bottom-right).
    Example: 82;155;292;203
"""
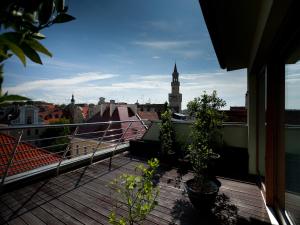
109;158;160;225
187;91;226;187
159;103;175;156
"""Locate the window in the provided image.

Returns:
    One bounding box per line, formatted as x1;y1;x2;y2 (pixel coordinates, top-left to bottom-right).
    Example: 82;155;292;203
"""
27;116;32;124
84;147;87;155
35;129;39;135
27;129;31;136
285;62;300;225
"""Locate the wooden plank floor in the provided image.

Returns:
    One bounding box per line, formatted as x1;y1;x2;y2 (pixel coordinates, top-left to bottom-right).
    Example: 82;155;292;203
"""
0;153;271;225
286;192;300;225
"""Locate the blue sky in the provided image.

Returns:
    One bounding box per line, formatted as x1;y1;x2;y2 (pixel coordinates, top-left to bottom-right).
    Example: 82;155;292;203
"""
3;0;299;109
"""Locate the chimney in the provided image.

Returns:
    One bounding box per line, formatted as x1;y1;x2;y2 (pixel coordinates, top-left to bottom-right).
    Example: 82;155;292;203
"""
110;100;116;117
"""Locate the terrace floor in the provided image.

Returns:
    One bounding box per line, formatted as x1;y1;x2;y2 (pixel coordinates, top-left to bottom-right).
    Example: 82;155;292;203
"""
0;153;271;225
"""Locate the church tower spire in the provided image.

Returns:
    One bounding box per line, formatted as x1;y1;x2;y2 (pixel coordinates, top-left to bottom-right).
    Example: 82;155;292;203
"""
71;94;75;105
168;63;182;113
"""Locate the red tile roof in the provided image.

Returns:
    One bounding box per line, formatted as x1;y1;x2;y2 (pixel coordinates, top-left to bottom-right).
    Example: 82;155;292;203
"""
137;111;159;121
0;134;60;177
81;106;89;119
78;105;146;141
38;105;64;124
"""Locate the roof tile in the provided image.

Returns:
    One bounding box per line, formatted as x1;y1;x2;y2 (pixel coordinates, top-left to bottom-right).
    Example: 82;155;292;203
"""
0;133;60;177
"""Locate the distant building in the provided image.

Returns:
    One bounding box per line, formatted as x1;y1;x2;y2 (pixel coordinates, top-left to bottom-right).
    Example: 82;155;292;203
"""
70;101;146;157
10;105;40;125
9;105;44;140
168;63;182;113
223;106;247;123
285;110;300;125
136;103;165;119
38;103;64;124
137;111;159;121
63;94;88;123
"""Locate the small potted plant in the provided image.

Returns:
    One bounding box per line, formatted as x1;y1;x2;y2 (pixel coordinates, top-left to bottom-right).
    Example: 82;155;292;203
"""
185;91;226;209
108;158;160;225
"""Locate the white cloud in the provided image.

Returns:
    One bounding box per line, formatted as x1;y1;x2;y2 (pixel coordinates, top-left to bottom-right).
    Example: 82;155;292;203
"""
173;50;204;59
143;21;184;33
5;69;248;109
26;58;89;70
152;56;160;59
5;72;118;93
133;40;197;50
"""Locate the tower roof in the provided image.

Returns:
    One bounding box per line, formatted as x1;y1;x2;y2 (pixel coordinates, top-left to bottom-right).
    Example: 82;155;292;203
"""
71;94;75;104
173;63;178;74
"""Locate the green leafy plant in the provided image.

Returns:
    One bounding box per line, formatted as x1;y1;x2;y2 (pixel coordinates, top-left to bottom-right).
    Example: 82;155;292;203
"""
109;158;160;225
0;0;75;96
0;0;75;66
159;103;175;156
187;91;226;188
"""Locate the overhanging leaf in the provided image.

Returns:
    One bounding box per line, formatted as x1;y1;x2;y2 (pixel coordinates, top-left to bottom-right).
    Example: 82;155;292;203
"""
25;38;52;57
52;13;75;24
20;42;42;65
32;32;46;40
0;36;26;66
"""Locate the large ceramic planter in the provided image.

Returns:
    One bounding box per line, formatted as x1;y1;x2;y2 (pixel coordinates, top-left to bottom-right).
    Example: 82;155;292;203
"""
184;178;220;210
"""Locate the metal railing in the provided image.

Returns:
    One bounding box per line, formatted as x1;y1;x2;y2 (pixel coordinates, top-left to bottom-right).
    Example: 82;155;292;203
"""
0;119;150;185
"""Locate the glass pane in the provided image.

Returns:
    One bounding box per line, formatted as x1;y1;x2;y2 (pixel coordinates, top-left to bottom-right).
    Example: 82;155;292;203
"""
285;62;300;225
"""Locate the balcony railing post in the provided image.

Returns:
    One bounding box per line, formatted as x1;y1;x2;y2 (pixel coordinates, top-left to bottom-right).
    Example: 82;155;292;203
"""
109;122;132;170
1;130;23;185
56;126;79;176
90;122;112;164
136;114;148;130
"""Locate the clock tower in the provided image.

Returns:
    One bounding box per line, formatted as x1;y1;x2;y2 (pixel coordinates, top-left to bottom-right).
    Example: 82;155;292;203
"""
168;63;182;113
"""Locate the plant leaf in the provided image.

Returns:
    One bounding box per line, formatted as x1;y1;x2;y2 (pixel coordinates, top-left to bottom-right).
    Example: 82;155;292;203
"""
25;38;52;57
20;42;42;65
32;33;46;40
0;36;26;66
52;13;75;24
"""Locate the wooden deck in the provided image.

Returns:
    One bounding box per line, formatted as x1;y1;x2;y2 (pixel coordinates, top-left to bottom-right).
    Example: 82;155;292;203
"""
0;153;271;225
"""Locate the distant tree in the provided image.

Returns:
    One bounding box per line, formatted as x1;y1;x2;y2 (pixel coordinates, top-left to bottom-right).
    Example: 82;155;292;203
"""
0;94;30;103
40;118;71;154
59;103;66;108
0;0;75;96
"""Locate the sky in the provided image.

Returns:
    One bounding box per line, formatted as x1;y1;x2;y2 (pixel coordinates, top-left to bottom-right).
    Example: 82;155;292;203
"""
2;0;300;109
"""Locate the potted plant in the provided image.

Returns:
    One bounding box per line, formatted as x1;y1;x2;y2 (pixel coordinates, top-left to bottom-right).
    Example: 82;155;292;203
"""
108;158;160;225
159;102;176;161
185;91;226;209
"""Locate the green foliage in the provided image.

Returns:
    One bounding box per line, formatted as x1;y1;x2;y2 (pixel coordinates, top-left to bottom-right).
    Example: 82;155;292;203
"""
40;118;71;154
0;94;30;103
0;0;75;96
187;91;226;186
159;103;175;156
0;0;75;67
109;158;160;225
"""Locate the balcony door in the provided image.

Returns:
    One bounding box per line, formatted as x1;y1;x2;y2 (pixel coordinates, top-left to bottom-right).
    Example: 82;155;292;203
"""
285;62;300;225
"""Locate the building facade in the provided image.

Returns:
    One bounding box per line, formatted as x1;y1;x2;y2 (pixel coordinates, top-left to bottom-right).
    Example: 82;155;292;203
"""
168;64;182;113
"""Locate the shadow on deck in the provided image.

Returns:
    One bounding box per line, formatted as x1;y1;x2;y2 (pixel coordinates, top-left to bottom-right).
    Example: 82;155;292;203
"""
0;153;271;225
